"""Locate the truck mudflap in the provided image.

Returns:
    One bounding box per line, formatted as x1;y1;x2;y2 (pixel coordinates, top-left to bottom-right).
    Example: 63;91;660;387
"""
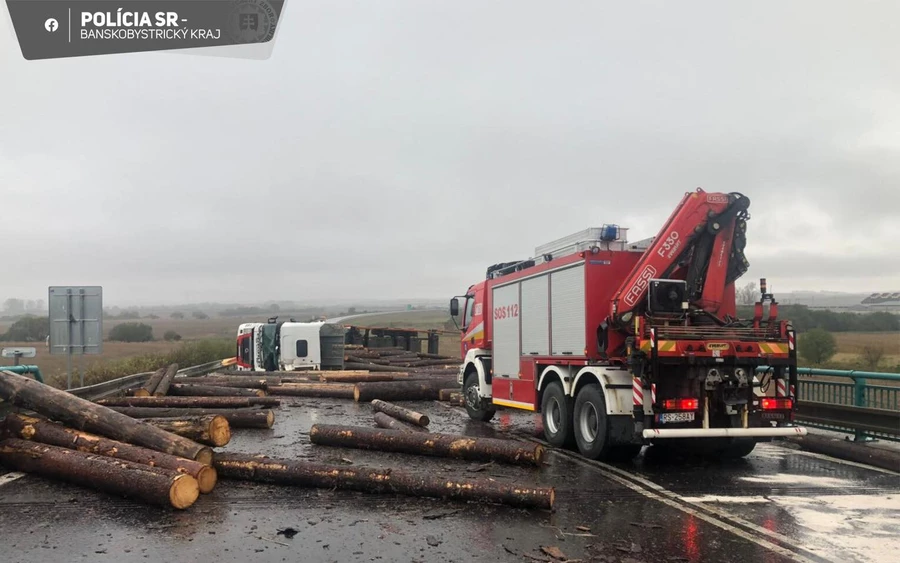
642;426;807;439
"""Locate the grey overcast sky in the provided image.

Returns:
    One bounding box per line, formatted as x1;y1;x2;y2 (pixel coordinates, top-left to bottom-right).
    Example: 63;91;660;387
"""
1;1;899;306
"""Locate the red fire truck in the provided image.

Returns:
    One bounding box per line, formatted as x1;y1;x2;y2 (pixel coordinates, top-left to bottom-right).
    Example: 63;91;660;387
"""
450;188;806;460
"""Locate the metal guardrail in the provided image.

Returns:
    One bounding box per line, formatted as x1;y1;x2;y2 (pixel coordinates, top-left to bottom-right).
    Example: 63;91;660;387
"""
67;359;231;400
757;366;900;442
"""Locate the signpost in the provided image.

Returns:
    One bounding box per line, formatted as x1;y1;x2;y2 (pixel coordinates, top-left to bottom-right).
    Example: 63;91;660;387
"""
48;286;103;389
1;347;36;366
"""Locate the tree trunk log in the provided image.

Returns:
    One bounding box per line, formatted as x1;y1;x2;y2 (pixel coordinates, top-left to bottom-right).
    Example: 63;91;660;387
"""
169;384;265;398
0;370;212;464
449;392;464;406
370;399;429;427
0;438;200;508
3;414;216;494
153;363;180;397
108;407;275;429
142;415;231;447
176;377;273;389
214;452;553;510
95;396;279;408
345;356;392;365
353;379;456;402
309;424;544;466
344;362;412;373
373;412;427;433
134;367;167;397
268;383;355;399
318;373;407;383
438;389;459;401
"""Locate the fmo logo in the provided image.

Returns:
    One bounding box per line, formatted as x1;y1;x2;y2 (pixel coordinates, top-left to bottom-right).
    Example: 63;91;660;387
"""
623;265;657;307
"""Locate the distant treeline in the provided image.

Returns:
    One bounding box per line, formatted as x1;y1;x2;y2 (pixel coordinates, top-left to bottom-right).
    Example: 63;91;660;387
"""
735;304;899;332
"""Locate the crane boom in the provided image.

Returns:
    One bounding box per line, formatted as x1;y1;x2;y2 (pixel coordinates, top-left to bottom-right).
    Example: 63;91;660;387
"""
610;188;750;325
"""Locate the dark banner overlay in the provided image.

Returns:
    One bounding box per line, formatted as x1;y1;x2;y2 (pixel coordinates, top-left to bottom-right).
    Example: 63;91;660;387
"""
6;0;286;59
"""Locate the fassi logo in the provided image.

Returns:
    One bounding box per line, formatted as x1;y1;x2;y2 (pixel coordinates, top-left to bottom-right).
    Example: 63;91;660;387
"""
623;265;657;306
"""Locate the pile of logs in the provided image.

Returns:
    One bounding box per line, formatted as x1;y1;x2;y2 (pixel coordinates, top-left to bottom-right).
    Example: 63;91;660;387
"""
0;369;218;509
343;347;459;377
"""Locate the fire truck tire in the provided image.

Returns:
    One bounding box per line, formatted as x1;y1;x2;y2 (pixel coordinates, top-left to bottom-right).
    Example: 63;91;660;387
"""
540;382;575;448
464;372;496;422
573;384;614;460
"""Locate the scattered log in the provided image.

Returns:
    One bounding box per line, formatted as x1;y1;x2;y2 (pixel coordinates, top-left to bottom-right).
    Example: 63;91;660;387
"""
309;424;544;466
214;452;553;510
169;384;265;398
449;392;464;406
371;399;429;427
373;412;427;433
153;363;180;397
268;383;355;399
353;379;457;402
344;362;412;373
0;370;213;464
109;407;275;429
0;438;200;509
3;414;217;494
318;373;407;383
345;356;392;365
438;389;459;401
176;377;272;390
95;396;280;409
417;353;453;360
142;415;231;448
134;367;167;397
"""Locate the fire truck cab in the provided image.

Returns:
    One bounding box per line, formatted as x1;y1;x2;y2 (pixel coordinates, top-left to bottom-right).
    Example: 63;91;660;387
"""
451;188;806;461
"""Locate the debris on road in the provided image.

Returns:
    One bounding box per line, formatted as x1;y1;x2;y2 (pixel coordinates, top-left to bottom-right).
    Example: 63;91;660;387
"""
95;396;280;409
373;411;428;433
0;438;199;509
3;413;217;494
371;399;430;427
214;452;555;509
267;382;356;399
168;384;265;398
142;415;232;447
134;367;167;397
108;407;275;429
308;424;545;466
353;379;459;402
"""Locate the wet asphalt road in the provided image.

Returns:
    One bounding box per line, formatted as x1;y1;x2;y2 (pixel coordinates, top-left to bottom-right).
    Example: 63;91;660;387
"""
1;396;898;563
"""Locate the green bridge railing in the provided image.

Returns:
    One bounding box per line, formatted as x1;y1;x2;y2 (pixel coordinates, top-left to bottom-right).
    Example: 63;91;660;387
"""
757;366;900;442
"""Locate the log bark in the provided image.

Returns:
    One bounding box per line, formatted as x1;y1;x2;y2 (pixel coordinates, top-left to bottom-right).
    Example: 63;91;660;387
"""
0;370;213;464
3;414;216;494
134;367;167;397
95;396;280;408
373;412;427;433
268;383;355;399
353;379;457;402
345;356;392;365
175;377;272;390
0;438;200;508
438;389;459;401
449;392;464;406
108;407;275;429
318;373;408;383
344;362;412;373
169;384;265;398
142;415;231;448
370;399;429;427
214;452;553;510
153;363;180;397
309;424;544;466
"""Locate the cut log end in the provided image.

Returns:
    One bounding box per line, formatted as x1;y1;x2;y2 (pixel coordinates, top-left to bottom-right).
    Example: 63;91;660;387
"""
534;445;545;465
194;447;214;465
265;410;275;428
196;466;217;494
353;386;361;402
254;389;266;397
133;389;151;398
210;416;232;447
170;473;200;509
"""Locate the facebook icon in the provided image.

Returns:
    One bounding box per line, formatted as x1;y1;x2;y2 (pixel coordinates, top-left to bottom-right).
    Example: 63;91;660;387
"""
44;18;59;32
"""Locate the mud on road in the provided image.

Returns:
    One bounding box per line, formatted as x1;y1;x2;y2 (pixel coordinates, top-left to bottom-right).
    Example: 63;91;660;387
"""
1;396;898;563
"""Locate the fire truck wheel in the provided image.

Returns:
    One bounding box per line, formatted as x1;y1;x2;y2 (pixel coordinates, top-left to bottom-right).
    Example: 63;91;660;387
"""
541;382;575;448
573;383;614;460
464;372;496;422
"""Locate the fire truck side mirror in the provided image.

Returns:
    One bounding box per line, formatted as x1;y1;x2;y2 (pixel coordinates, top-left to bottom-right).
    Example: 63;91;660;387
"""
450;298;460;317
